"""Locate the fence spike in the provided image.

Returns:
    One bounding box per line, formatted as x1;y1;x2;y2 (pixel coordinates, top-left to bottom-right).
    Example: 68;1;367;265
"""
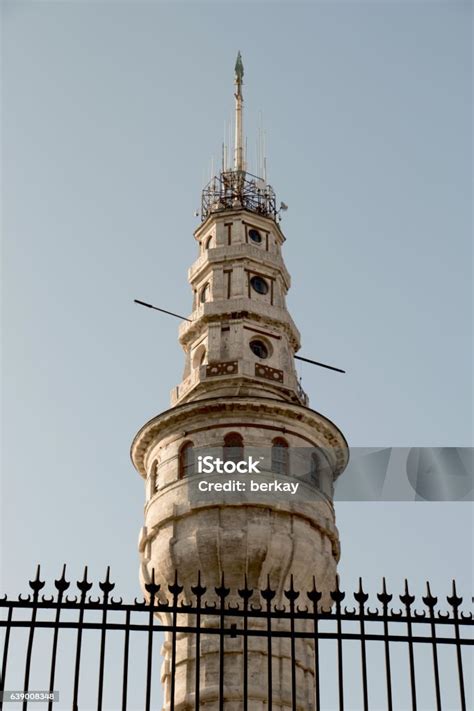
307;576;322;603
77;565;93;594
144;568;161;600
377;577;392;606
99;566;115;595
422;581;437;609
400;579;415;608
330;575;345;604
261;575;276;602
54;564;70;593
215;572;230;600
191;570;206;599
168;570;184;598
354;577;369;605
238;574;253;600
447;579;463;609
284;575;300;602
28;564;45;593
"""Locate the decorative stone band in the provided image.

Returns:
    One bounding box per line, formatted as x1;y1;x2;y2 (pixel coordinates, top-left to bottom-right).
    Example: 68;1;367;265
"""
255;362;284;382
206;360;239;377
130;396;349;479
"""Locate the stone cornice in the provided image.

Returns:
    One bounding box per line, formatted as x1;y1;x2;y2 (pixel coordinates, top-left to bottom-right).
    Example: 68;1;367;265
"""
188;244;291;291
178;302;301;350
194;207;287;244
131;395;349;479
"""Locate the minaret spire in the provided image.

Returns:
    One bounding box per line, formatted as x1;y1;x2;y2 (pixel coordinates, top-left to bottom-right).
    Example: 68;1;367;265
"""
234;51;244;171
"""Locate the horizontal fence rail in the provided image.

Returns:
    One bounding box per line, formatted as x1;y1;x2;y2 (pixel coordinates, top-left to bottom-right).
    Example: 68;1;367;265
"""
0;567;472;710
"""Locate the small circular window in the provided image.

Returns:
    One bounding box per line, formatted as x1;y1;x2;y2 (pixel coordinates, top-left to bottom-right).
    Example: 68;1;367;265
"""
250;275;269;294
200;283;209;303
249;228;262;244
250;340;269;359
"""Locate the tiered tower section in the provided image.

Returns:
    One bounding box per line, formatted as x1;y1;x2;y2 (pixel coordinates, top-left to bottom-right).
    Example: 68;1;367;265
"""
172;204;306;407
131;54;348;711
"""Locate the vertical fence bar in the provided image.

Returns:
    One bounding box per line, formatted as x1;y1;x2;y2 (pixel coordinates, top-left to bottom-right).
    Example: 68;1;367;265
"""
73;567;92;711
0;606;13;711
216;576;229;711
378;579;393;711
191;573;205;711
121;609;131;711
423;583;441;711
169;572;183;711
22;567;45;711
331;577;345;711
48;566;69;711
400;581;417;711
238;577;252;711
284;577;299;711
262;578;276;711
308;578;322;711
354;579;369;711
448;581;466;711
144;571;160;711
97;568;114;711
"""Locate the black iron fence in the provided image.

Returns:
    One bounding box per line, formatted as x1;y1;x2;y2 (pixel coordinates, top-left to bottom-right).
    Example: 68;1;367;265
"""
0;567;472;711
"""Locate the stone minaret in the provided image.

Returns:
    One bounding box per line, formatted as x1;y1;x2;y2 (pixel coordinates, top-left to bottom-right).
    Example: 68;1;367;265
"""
131;54;348;711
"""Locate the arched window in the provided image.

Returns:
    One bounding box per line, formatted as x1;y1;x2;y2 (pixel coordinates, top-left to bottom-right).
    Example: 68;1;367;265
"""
193;344;206;369
205;234;214;249
148;459;158;496
223;432;243;464
272;437;289;475
200;283;209;303
179;441;195;478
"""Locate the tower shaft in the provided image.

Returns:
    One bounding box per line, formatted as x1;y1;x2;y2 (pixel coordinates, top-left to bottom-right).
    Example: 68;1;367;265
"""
131;54;348;710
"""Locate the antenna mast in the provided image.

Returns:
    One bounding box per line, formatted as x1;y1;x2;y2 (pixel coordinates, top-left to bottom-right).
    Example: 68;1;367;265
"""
234;51;244;171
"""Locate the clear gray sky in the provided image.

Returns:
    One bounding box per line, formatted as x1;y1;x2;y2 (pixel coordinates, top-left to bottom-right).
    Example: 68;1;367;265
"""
1;0;472;696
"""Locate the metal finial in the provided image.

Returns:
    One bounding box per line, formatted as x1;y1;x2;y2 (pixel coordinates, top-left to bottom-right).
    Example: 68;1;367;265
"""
235;51;244;82
233;52;244;171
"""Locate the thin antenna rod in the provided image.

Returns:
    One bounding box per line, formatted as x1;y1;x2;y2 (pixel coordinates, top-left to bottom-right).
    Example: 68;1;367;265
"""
134;300;192;322
223;122;227;171
294;354;346;374
134;300;345;373
263;128;267;182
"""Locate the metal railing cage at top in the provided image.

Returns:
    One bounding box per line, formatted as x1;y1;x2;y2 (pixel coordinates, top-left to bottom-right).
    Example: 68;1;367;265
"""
201;170;278;221
0;566;472;711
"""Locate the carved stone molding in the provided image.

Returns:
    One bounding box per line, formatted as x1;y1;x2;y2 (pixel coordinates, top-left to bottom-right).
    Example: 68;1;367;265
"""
205;361;238;377
255;363;284;383
131;396;349;478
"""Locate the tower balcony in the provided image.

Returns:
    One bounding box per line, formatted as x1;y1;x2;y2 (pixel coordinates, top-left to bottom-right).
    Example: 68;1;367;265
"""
170;358;308;407
201;170;277;222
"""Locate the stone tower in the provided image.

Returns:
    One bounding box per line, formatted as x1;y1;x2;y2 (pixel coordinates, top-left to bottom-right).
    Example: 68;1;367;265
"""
131;54;348;710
